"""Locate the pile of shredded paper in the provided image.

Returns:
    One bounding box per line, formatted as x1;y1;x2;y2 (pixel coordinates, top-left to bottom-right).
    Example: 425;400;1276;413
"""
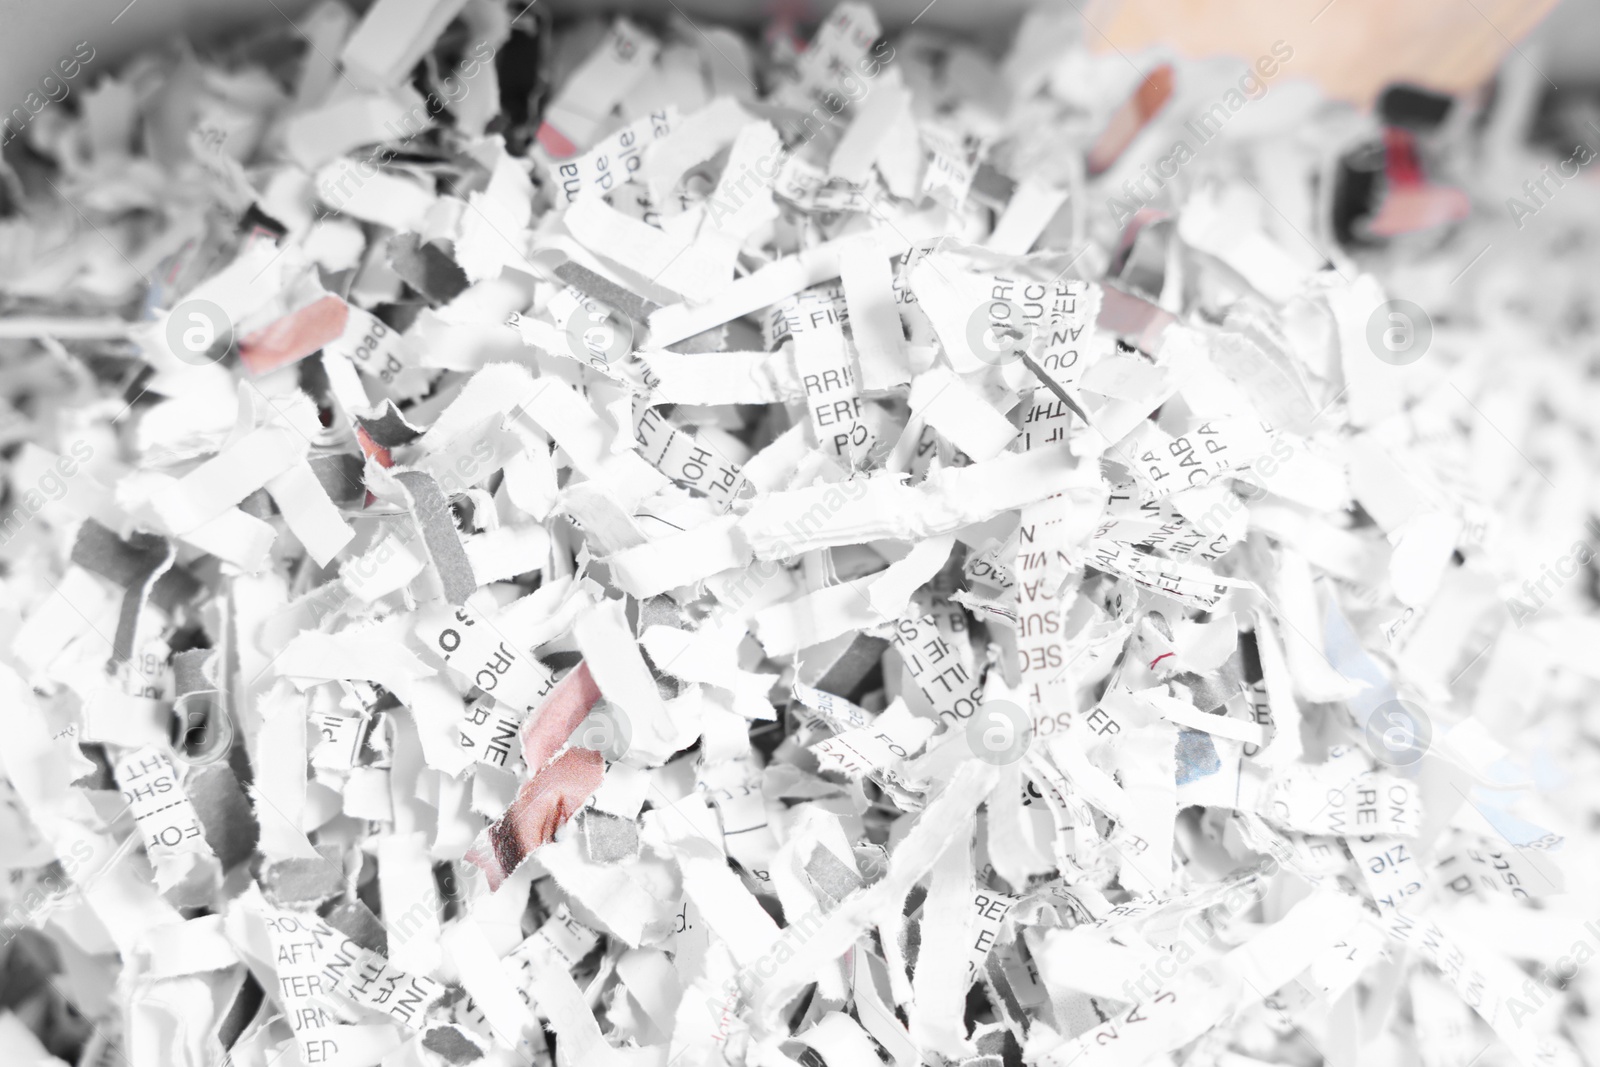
4;2;1599;1066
